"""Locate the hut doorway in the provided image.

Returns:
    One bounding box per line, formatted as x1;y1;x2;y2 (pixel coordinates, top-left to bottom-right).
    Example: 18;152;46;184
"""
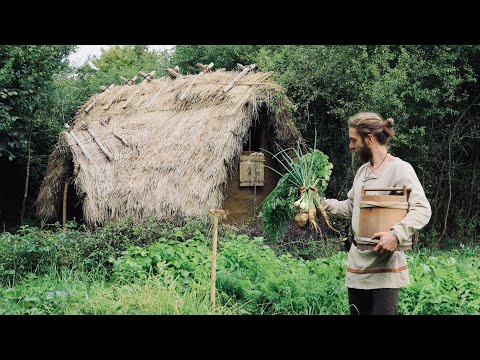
66;179;84;224
223;104;281;225
61;159;84;225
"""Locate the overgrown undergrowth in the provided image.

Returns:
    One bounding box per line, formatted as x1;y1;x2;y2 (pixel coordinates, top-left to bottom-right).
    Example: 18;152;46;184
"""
0;220;478;315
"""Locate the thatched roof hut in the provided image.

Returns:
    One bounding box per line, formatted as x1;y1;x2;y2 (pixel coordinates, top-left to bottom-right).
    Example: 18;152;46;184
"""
36;67;302;226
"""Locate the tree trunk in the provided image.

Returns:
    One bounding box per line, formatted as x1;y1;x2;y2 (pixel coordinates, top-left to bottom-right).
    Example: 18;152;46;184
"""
20;118;33;224
465;145;479;221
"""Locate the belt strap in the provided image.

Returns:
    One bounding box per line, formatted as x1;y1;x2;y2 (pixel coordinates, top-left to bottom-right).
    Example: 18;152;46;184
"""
352;239;412;251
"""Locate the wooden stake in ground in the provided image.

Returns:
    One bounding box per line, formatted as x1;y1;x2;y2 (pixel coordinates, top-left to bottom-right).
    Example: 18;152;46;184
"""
62;177;70;233
208;208;227;313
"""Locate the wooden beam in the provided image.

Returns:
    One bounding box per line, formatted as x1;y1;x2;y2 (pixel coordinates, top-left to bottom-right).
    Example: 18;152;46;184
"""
122;87;142;109
100;122;129;147
63;131;77;147
86;82;114;113
223;64;256;94
122;71;157;109
87;128;114;161
85;97;97;113
120;76;138;85
166;66;180;80
103;88;120;111
178;62;214;101
145;78;172;109
139;70;156;82
178;73;203;101
69;131;92;162
100;84;115;92
196;62;214;72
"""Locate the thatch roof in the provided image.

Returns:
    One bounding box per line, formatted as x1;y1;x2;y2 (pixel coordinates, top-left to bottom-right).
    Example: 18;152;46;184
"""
36;68;302;225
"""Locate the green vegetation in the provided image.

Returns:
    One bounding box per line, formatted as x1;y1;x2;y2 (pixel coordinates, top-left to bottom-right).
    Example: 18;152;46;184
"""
261;144;333;242
1;221;478;315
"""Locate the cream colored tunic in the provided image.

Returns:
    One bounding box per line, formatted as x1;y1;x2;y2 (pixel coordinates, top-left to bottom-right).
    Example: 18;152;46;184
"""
323;156;431;289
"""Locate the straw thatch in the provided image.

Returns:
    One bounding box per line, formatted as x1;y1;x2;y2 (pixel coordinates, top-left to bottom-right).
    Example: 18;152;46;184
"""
36;69;302;225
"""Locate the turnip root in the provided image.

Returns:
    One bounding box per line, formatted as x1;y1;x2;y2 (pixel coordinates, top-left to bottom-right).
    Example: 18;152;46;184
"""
294;211;309;227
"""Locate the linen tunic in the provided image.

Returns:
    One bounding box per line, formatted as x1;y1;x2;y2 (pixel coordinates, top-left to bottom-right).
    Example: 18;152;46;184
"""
323;156;431;289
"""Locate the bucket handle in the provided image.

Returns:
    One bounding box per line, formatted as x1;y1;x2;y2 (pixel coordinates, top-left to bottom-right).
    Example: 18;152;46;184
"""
361;185;411;196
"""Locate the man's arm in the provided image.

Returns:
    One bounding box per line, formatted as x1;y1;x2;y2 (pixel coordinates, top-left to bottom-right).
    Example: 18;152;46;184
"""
391;162;432;246
321;187;354;219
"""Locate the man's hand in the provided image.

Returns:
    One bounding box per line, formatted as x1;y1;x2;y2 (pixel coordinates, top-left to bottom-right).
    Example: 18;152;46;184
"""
372;231;398;254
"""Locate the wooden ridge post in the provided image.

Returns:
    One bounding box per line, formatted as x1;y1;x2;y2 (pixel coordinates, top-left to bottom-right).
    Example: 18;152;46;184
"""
69;131;92;162
103;77;137;111
167;66;181;80
208;208;227;313
85;84;114;113
145;78;171;109
100;122;129;147
87;128;114;161
85;97;97;113
223;63;256;94
122;71;156;109
178;62;214;101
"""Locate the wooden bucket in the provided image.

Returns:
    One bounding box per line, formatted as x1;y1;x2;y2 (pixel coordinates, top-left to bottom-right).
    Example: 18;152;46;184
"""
357;186;411;251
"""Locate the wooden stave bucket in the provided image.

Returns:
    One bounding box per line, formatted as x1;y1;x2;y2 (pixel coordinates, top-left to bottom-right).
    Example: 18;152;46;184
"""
357;186;411;251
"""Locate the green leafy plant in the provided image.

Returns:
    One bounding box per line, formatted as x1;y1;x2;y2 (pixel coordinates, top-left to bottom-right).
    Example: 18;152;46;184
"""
261;136;333;242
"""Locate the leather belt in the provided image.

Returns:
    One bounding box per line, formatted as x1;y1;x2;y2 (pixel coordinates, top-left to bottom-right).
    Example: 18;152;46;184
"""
352;239;412;251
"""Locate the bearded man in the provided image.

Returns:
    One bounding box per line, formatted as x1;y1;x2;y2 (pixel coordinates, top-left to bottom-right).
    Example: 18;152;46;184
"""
321;112;431;315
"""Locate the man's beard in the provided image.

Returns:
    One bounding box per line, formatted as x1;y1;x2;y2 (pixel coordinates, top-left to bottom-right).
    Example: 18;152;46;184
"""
357;142;372;163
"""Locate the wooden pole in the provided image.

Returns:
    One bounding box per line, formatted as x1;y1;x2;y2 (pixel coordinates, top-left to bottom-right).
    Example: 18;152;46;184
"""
122;71;156;109
178;72;203;101
210;215;218;312
62;177;70;233
69;131;92;162
63;131;77;147
103;90;119;111
178;62;214;101
85;97;97;113
85;84;114;113
100;122;129;147
87;128;114;161
223;64;256;93
145;78;172;109
208;209;227;314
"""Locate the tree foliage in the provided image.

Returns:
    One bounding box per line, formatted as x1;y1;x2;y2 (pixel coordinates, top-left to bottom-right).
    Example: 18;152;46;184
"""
172;45;261;73
0;45;75;226
52;45;173;125
256;45;480;245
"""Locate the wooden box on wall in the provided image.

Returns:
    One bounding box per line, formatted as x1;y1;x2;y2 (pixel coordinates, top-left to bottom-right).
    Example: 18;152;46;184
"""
239;151;265;187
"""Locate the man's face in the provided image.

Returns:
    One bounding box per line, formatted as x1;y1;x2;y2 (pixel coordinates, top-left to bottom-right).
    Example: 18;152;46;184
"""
349;127;371;163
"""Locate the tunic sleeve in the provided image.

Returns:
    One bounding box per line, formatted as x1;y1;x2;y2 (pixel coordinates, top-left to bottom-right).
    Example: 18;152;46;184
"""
391;162;432;246
322;186;354;219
